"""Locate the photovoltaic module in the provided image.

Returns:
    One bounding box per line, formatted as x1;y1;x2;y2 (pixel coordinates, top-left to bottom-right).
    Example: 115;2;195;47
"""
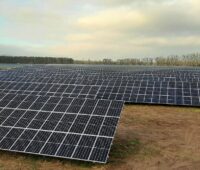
0;94;123;163
0;65;199;163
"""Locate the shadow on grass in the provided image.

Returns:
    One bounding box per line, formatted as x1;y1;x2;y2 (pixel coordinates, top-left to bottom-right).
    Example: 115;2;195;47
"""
108;137;141;164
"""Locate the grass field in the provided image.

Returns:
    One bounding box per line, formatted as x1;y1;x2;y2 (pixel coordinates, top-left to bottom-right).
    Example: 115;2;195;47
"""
0;105;200;170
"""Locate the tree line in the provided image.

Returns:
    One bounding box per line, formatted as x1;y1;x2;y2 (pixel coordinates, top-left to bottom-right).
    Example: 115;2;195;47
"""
75;53;200;66
0;53;200;66
0;56;74;64
118;53;200;66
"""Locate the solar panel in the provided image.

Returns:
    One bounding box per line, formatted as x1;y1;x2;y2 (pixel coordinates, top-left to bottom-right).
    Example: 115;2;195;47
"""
0;79;199;106
0;93;124;163
0;65;200;163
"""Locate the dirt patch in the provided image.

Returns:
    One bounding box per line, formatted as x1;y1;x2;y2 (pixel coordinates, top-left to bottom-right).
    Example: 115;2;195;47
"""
0;105;200;170
116;105;200;170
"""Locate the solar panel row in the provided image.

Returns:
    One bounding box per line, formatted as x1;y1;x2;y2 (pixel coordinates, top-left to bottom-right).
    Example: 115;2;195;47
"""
0;80;199;106
1;70;200;82
0;65;199;163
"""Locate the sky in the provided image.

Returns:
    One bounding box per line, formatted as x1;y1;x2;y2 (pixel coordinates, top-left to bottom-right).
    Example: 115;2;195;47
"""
0;0;200;60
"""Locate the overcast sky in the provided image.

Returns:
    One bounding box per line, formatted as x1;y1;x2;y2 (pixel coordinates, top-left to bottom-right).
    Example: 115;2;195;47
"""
0;0;200;60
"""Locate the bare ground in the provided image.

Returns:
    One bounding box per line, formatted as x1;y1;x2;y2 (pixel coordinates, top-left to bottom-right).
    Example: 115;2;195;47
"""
0;105;200;170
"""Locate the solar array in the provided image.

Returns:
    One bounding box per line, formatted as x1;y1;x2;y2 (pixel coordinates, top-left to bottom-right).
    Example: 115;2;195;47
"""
0;93;123;163
0;65;199;106
0;64;200;163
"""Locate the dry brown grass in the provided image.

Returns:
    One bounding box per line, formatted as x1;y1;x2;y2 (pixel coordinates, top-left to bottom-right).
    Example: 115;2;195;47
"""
0;105;200;170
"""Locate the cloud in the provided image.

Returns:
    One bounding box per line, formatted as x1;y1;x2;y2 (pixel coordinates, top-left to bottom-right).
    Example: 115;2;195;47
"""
0;0;200;60
89;0;176;7
76;1;200;36
77;8;147;32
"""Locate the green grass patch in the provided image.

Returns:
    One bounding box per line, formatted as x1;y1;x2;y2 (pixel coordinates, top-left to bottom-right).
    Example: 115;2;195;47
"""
0;164;4;170
110;138;141;160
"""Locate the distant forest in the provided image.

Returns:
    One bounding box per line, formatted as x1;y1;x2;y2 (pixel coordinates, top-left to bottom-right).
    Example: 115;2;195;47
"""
0;53;200;66
0;56;74;64
76;53;200;66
